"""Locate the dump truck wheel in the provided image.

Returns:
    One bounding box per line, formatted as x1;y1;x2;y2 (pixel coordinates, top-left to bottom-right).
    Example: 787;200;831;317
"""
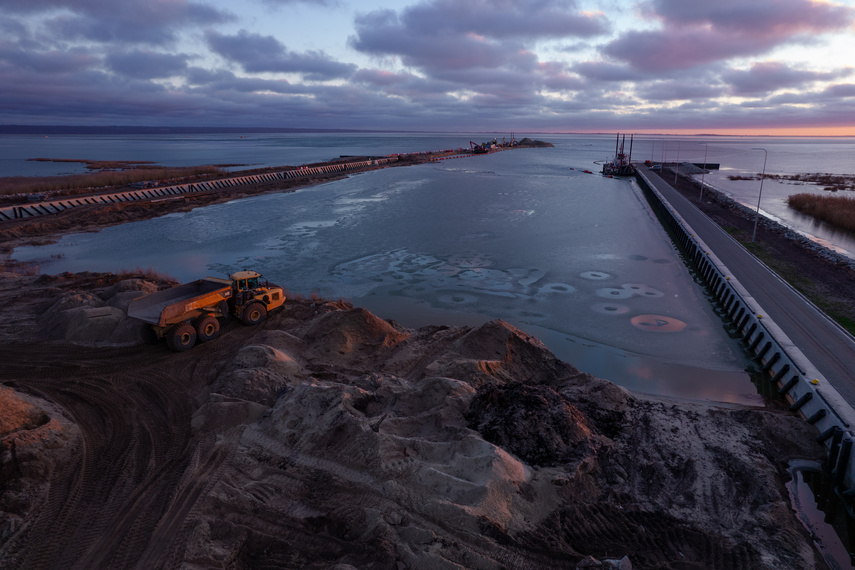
195;315;220;342
241;302;267;325
167;321;196;351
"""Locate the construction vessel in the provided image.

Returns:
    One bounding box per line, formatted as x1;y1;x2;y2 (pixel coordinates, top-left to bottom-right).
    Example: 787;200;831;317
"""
602;133;635;176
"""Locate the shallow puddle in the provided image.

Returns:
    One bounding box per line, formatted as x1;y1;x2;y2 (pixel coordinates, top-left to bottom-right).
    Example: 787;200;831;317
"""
789;460;855;569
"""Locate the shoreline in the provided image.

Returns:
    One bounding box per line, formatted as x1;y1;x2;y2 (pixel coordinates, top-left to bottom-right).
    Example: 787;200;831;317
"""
664;165;855;336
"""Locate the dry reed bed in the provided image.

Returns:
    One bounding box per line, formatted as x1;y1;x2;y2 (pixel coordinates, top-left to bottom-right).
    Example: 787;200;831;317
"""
787;193;855;233
0;165;226;198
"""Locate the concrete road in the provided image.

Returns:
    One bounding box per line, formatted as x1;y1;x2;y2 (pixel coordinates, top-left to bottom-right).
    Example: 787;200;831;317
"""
641;169;855;406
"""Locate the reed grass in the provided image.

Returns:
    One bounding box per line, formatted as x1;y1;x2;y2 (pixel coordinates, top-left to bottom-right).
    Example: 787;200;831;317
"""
117;266;179;284
0;165;225;197
787;193;855;233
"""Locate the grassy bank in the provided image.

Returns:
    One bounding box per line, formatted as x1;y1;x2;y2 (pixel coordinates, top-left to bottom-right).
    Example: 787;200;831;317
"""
667;169;855;338
787;193;855;233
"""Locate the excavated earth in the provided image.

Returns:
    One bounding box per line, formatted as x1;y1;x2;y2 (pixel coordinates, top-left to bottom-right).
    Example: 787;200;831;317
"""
0;270;831;569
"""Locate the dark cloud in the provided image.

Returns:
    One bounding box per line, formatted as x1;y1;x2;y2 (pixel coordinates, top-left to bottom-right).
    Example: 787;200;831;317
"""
106;51;191;80
722;62;851;96
0;0;852;131
636;78;727;102
185;67;305;95
348;1;605;107
257;0;337;5
351;10;520;73
572;61;645;82
605;0;854;72
825;83;855;98
351;0;609;73
393;0;609;41
3;0;229;44
206;30;356;80
0;41;99;74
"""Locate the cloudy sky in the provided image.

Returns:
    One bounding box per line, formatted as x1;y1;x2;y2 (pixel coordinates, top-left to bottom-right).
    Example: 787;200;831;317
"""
2;0;854;134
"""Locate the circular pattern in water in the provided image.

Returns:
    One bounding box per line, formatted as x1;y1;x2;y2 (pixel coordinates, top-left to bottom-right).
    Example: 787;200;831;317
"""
537;282;576;294
438;293;478;305
624;283;664;298
592;303;630;315
630;314;687;333
580;271;611;281
596;287;634;299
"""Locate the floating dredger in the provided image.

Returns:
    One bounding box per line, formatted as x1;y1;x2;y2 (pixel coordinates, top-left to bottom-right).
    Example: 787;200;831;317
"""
602;132;634;176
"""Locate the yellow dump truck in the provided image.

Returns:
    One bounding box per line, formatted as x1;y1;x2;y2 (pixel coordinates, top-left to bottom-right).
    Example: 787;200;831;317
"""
127;270;286;351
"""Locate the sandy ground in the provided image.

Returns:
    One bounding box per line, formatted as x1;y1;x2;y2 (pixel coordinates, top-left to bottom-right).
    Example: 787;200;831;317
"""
0;157;844;568
0;269;831;569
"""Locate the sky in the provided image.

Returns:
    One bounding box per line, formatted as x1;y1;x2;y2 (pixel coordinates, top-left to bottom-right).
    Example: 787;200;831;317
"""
1;0;854;134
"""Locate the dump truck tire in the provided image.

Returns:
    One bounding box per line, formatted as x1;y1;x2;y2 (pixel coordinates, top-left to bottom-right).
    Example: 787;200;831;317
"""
241;302;267;325
167;321;196;351
195;315;220;342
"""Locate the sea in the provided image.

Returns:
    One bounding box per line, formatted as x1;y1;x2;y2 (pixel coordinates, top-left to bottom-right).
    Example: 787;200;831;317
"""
5;132;855;404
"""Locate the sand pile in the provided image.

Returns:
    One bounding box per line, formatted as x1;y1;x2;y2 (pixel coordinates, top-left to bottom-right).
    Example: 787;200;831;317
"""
0;274;830;568
37;277;155;346
0;386;79;543
180;307;825;569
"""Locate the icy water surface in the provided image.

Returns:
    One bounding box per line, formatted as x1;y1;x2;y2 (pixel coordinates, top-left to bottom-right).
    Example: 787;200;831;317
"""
13;147;759;403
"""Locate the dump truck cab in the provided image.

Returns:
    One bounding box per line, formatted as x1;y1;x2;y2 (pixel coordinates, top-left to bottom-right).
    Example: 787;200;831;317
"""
229;270;286;326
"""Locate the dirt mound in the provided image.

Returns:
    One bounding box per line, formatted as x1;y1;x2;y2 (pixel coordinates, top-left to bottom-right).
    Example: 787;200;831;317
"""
37;278;154;346
297;307;410;367
179;304;826;569
0;281;831;569
424;319;587;387
0;387;79;543
215;341;306;405
467;382;604;467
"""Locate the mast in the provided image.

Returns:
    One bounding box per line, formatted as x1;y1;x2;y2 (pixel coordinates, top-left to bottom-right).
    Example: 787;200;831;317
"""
628;134;633;165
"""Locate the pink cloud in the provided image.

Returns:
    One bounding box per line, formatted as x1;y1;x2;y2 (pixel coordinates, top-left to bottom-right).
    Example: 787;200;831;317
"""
606;0;854;72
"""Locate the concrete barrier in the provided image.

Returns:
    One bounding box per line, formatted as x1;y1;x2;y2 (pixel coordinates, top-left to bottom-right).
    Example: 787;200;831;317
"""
0;157;399;222
636;168;855;495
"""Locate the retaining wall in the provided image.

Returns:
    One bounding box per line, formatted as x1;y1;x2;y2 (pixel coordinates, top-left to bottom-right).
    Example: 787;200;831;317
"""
0;157;397;222
636;169;855;496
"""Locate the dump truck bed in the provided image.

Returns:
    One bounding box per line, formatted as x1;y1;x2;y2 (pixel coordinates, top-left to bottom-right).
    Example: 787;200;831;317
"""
127;278;232;326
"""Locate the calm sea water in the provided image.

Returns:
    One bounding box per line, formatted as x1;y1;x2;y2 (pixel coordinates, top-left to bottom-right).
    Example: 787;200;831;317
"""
4;132;853;255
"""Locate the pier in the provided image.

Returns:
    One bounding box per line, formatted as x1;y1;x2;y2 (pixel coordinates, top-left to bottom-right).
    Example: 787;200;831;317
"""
637;166;855;496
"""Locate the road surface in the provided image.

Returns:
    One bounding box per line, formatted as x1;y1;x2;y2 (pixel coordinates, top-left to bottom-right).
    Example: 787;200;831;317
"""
642;168;855;406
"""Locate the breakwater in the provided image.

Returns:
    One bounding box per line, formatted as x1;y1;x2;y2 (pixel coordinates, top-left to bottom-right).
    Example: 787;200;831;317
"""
0;157;398;222
636;168;855;496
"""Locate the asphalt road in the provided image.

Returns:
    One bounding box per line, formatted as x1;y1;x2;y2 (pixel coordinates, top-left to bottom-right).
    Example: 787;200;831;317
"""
641;168;855;406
